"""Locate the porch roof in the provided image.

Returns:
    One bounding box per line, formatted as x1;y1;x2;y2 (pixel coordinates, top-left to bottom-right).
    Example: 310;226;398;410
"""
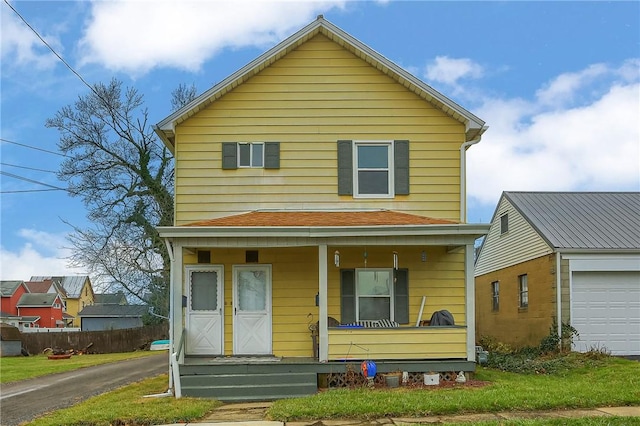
158;210;490;240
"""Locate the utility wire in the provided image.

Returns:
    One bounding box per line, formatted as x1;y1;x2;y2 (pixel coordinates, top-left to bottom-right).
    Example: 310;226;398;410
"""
1;162;58;173
0;171;67;191
4;0;165;149
0;138;71;158
1;188;62;194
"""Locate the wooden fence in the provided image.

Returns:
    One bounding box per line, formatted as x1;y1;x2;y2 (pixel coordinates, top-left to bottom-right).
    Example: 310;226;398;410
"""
20;323;169;355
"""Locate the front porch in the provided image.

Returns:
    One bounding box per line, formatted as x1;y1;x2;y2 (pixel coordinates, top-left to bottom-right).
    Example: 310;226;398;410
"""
179;354;476;401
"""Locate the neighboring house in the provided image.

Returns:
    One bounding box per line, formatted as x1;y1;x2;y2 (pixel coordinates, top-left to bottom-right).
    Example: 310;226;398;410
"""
78;304;147;331
1;280;30;316
475;192;640;356
154;17;489;400
30;276;95;327
16;293;65;328
94;292;128;305
0;311;21;329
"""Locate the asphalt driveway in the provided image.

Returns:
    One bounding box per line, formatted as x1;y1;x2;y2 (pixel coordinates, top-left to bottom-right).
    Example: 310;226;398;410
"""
0;352;168;426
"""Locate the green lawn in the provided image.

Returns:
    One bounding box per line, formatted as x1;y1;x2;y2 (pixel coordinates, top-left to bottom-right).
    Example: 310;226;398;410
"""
0;350;160;383
19;354;640;426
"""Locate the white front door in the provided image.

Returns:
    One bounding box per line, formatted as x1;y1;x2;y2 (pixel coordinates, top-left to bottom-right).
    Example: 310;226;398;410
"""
185;266;224;355
233;265;272;355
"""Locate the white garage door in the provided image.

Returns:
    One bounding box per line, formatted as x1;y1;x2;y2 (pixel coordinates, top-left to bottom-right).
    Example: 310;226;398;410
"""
572;271;640;356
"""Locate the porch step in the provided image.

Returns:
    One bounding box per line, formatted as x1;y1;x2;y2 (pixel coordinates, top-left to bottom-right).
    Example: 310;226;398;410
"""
180;371;318;401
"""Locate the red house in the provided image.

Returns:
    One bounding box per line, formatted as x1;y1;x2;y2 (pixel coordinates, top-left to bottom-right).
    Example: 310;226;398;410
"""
1;281;30;316
16;293;64;328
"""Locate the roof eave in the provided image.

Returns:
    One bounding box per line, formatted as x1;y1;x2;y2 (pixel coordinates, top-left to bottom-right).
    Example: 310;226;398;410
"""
158;223;491;239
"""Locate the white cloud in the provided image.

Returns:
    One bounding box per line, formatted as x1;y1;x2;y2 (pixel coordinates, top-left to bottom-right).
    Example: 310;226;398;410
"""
467;61;640;207
0;2;60;69
78;0;347;75
424;56;484;86
0;230;86;281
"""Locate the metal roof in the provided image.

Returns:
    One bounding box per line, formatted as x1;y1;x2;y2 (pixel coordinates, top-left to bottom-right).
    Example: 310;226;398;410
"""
154;16;486;152
30;276;89;298
504;192;640;250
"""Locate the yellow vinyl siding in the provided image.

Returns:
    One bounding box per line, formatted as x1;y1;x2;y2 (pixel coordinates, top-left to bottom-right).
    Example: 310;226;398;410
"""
328;327;467;360
173;34;465;225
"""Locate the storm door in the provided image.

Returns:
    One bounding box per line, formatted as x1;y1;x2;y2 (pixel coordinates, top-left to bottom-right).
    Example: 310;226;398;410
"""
233;265;272;355
185;266;223;355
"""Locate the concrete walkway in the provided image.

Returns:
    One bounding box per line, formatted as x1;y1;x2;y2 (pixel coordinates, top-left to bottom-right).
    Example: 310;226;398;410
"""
159;402;640;425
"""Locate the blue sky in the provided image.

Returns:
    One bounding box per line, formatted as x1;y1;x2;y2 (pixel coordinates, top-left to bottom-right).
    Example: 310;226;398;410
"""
1;1;639;281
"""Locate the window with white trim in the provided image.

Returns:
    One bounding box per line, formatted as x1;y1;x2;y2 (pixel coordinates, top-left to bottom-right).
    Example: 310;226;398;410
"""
491;281;499;312
518;274;528;308
354;141;393;197
500;213;509;234
356;268;394;321
238;142;264;168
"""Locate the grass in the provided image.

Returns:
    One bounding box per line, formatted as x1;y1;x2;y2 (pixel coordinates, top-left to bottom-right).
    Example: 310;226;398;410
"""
0;350;160;383
19;352;640;426
25;374;219;426
267;355;640;421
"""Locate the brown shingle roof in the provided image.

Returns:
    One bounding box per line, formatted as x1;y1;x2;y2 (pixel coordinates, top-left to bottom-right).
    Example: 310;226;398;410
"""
184;210;458;227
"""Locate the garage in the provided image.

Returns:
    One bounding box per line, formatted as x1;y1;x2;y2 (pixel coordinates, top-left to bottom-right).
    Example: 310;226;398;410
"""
571;271;640;356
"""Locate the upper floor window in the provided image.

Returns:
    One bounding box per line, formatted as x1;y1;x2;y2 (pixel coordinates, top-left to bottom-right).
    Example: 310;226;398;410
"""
355;142;392;197
500;213;509;234
491;281;499;312
337;140;409;198
222;142;280;169
518;274;528;309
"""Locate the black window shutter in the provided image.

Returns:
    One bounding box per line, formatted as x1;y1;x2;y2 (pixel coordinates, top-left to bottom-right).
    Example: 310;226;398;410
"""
337;140;353;195
222;142;237;169
340;269;356;324
264;142;280;169
394;140;410;195
394;268;409;324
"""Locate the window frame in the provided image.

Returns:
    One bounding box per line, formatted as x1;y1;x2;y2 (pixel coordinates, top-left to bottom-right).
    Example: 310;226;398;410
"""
491;281;499;312
353;140;394;198
500;213;509;234
518;274;528;309
355;268;395;321
238;142;264;168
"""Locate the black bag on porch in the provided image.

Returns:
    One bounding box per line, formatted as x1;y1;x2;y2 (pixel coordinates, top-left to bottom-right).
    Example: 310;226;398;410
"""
429;310;455;326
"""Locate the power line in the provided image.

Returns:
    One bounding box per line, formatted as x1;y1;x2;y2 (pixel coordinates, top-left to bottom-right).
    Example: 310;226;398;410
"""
1;188;62;194
0;137;70;158
4;0;165;149
0;171;67;191
1;162;57;173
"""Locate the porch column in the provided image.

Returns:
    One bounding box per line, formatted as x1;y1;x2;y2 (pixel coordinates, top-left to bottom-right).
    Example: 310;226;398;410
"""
173;242;184;363
465;243;476;362
318;244;328;362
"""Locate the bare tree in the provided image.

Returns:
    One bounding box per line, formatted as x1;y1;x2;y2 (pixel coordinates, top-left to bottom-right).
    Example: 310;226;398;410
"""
46;78;194;320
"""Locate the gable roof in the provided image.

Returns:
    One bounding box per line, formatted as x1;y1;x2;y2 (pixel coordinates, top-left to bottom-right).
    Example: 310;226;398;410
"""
16;293;61;307
94;292;128;305
78;304;148;318
503;192;640;251
0;281;28;297
30;276;90;298
154;15;486;152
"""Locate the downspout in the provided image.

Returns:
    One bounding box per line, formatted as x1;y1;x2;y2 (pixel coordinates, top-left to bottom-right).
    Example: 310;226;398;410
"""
459;134;483;223
556;251;562;347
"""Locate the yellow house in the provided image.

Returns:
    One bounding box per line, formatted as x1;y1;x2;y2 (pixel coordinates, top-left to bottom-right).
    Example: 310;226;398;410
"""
155;16;489;401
